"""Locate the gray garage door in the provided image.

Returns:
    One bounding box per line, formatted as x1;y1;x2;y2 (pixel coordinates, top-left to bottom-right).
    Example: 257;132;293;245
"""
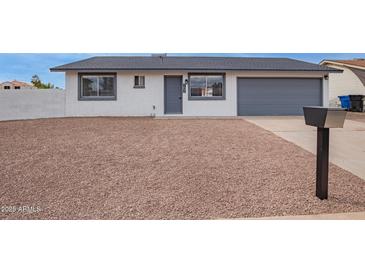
237;78;322;116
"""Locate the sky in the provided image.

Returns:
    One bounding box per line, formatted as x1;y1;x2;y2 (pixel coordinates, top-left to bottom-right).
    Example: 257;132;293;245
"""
1;53;365;88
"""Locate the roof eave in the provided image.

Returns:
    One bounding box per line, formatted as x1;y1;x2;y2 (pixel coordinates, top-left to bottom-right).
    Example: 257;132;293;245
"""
50;68;341;73
320;60;364;71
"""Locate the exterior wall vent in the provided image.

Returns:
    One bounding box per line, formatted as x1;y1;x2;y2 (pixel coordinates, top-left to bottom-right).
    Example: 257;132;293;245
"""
151;54;167;58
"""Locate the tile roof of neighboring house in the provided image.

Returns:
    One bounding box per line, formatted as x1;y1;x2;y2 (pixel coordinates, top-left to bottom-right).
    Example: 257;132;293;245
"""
11;80;33;87
0;80;33;87
50;56;341;72
321;59;365;70
320;59;365;86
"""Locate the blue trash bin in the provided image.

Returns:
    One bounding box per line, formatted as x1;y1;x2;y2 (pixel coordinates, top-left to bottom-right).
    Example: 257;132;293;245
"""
338;95;350;110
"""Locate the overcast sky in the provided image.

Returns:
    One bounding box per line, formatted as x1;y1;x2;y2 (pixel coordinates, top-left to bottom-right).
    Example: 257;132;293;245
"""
1;53;365;88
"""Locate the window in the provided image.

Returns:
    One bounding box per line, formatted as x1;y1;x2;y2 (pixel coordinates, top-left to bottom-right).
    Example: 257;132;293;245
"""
134;76;145;88
4;86;10;90
14;86;21;89
79;74;116;100
189;74;225;100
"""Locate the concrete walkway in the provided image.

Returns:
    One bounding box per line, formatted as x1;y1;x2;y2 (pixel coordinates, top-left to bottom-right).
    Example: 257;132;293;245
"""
255;211;365;220
244;116;365;180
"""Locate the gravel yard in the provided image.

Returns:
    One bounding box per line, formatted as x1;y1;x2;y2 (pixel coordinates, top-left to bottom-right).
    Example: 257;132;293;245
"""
0;117;364;220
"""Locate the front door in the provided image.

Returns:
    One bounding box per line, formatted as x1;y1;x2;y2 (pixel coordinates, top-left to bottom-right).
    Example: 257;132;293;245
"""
164;76;183;114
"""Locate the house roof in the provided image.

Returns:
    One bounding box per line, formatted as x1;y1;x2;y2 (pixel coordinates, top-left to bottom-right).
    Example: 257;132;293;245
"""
0;80;33;87
320;59;365;70
320;59;365;86
50;56;341;72
11;80;33;87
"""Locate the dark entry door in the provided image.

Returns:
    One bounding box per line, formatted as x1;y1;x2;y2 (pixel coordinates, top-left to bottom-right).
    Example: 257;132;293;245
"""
164;76;183;114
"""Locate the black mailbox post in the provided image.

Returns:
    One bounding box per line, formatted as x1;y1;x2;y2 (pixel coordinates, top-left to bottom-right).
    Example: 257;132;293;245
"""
303;107;347;200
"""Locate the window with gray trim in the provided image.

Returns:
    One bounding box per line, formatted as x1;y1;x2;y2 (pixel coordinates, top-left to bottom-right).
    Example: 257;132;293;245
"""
134;76;145;88
189;74;225;100
79;74;116;100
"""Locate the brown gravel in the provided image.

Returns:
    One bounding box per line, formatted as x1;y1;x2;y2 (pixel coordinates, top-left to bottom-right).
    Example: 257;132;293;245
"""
0;117;364;220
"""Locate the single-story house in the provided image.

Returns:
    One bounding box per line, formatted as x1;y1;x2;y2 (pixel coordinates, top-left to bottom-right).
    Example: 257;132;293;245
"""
320;59;365;106
50;56;341;117
0;80;35;90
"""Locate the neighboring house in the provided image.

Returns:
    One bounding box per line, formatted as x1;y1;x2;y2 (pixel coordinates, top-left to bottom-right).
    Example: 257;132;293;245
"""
0;80;35;90
320;59;365;106
50;56;341;117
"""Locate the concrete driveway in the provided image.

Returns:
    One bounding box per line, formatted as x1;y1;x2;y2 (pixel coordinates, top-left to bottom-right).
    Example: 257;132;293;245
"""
244;115;365;180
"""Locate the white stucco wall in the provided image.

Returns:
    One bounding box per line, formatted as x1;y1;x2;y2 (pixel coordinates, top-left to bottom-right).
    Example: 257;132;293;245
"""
65;71;164;117
0;89;65;121
65;71;238;117
326;64;365;106
64;70;328;117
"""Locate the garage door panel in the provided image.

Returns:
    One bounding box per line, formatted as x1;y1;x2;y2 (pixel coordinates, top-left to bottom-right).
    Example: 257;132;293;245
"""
239;104;312;115
240;94;321;104
239;96;321;105
237;78;322;116
241;88;321;98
